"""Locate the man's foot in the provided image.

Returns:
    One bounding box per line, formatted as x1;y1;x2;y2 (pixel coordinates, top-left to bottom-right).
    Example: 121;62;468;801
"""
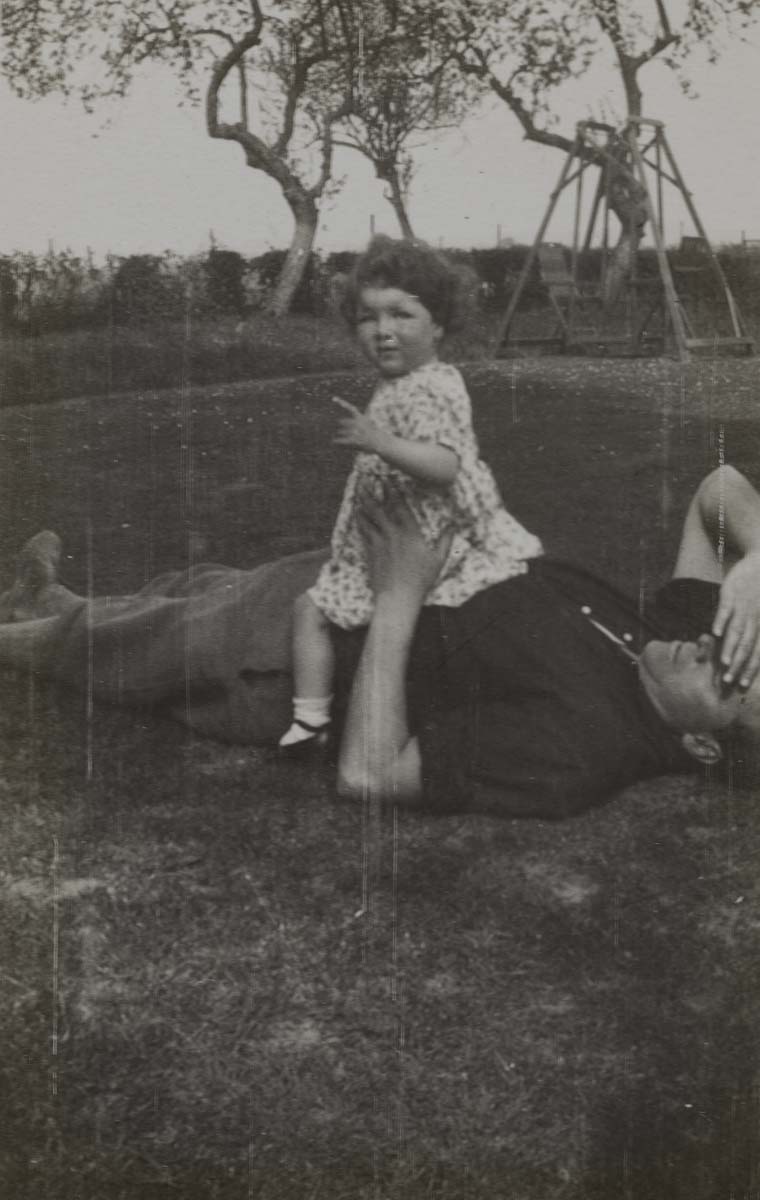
0;531;63;621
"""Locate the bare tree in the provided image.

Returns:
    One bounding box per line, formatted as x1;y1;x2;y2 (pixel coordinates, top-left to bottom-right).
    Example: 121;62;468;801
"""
334;51;471;239
1;0;359;313
337;78;424;240
203;3;353;313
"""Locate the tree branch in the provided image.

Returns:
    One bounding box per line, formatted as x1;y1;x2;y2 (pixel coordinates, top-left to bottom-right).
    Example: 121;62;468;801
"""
654;0;673;39
310;94;353;197
205;12;265;142
455;47;575;154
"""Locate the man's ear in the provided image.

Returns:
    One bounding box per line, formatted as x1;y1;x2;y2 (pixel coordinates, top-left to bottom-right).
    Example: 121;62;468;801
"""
681;731;724;765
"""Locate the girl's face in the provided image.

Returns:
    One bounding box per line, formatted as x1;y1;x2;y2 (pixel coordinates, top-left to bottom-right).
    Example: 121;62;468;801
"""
355;286;442;378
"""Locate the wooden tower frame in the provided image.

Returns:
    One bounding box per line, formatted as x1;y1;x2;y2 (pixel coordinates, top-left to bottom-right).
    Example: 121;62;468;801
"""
495;118;754;361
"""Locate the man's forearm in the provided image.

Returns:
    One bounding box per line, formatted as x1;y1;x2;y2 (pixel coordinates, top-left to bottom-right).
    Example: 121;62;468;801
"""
337;591;422;802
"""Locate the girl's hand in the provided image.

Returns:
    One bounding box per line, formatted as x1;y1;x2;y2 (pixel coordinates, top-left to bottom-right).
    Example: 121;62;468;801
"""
332;397;387;456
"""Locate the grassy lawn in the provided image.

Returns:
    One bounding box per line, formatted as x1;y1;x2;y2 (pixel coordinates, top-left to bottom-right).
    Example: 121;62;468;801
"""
0;351;759;1198
0;310;500;409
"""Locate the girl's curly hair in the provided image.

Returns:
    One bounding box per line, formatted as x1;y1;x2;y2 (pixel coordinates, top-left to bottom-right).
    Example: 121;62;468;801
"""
340;235;470;334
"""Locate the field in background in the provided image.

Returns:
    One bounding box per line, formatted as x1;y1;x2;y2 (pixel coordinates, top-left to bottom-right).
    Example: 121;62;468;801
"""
1;240;758;407
1;350;759;1199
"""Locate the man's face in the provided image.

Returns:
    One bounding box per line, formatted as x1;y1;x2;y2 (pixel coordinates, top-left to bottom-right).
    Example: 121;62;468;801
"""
638;633;752;732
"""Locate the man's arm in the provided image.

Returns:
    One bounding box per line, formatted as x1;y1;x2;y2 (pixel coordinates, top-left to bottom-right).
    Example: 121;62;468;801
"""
336;589;423;803
336;494;450;804
673;465;760;686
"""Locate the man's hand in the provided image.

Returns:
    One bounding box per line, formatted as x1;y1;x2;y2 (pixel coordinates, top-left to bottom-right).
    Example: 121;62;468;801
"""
332;397;388;455
357;483;452;604
713;550;760;688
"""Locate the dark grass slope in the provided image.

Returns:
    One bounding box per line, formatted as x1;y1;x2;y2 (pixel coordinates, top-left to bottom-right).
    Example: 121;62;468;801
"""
0;356;759;1199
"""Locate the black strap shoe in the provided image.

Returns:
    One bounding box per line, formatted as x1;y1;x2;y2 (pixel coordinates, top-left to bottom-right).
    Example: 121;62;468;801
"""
277;719;332;763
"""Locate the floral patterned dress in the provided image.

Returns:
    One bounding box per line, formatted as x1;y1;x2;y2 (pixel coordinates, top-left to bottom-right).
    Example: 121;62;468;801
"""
308;360;543;629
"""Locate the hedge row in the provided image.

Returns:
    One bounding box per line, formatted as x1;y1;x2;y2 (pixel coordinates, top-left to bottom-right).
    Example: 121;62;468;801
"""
0;247;360;332
2;243;758;334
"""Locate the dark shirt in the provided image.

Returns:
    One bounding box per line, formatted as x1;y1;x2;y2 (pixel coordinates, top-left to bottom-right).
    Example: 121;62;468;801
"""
402;560;720;819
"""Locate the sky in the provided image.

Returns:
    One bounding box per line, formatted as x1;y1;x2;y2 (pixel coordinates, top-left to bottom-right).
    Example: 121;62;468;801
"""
1;20;759;261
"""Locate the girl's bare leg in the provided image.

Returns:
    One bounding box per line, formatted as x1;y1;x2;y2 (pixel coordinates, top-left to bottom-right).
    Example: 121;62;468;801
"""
292;593;335;698
279;593;334;751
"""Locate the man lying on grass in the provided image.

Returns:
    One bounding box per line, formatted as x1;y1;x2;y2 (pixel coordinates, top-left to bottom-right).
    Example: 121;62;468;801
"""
336;465;760;814
0;465;759;817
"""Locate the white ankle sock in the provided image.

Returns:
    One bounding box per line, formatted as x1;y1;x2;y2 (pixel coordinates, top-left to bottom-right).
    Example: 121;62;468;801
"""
294;696;332;726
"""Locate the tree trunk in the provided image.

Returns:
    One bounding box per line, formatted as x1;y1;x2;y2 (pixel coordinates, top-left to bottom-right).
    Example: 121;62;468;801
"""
266;190;319;317
376;160;415;240
601;58;647;305
602;160;649;305
385;171;415;240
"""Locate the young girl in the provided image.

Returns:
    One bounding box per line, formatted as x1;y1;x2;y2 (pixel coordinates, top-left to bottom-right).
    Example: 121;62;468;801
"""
278;236;543;756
